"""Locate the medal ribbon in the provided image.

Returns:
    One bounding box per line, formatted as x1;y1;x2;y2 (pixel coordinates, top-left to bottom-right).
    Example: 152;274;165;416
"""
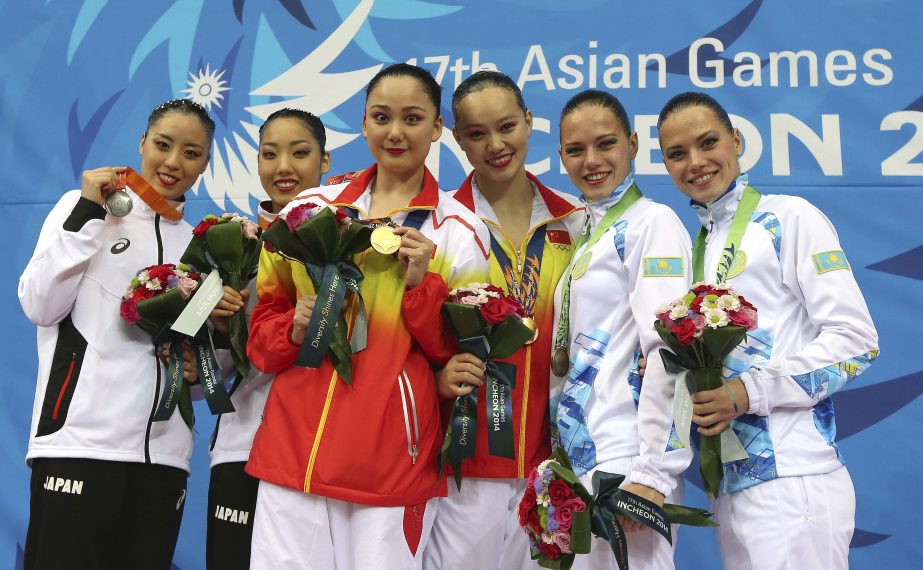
489;226;546;318
691;180;761;283
553;182;643;358
123;167;183;221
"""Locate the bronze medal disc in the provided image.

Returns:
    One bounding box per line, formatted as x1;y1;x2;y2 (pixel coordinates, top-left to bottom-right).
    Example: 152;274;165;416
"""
521;316;539;345
104;189;133;217
370;226;400;255
551;347;570;376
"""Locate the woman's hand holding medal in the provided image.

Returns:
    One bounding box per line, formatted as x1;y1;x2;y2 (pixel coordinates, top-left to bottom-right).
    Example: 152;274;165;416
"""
393;226;434;289
81;166;128;208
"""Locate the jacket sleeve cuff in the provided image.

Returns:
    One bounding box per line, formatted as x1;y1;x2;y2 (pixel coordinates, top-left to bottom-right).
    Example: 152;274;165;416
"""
626;466;675;498
63;197;106;232
739;368;768;416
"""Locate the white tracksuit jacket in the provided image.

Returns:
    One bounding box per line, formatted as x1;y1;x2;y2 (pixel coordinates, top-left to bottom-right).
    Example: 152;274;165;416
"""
550;177;693;497
692;175;879;493
208;202;276;468
19;189;196;472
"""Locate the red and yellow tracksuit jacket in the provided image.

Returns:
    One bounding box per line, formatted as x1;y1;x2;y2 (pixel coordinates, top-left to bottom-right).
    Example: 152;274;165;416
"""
245;165;489;507
450;172;584;478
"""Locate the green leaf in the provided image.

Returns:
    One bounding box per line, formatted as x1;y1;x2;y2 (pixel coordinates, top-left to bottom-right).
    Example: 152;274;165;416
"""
294;207;337;262
180;236;209;272
662;504;719;527
442;302;487;339
178;381;195;429
329;323;353;383
486;315;536;359
336;222;373;258
229;310;250;378
205;221;245;274
570;510;593;553
263;220;312;262
136;287;189;328
701;326;748;366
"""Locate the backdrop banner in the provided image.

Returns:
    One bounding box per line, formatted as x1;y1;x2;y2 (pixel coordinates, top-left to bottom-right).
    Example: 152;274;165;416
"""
2;1;921;568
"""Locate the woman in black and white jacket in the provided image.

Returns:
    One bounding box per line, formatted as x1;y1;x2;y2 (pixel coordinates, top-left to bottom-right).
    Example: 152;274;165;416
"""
18;98;214;570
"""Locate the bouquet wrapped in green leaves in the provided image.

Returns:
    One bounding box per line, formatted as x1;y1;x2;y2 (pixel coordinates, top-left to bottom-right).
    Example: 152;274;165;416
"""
262;202;372;382
181;213;262;378
654;282;759;499
518;448;716;570
439;282;537;489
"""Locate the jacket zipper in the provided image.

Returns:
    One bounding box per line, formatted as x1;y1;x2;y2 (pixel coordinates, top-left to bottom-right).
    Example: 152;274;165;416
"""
397;369;420;464
51;353;79;420
518;344;532;477
144;214;165;463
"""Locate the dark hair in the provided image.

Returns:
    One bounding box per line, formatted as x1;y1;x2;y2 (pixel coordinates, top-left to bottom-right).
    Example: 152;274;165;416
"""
559;89;632;137
146;98;216;145
259;108;327;153
451;70;527;121
657;91;733;133
365;62;441;113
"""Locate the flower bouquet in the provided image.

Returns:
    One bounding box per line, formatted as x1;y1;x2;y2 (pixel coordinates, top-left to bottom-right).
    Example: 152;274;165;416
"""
439;283;537;489
181;213;262;378
653;282;758;499
120;263;201;427
261;202;372;382
519;448;716;570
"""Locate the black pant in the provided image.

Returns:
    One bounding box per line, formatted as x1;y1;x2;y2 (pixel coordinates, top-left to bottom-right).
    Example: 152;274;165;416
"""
25;457;187;570
206;461;260;570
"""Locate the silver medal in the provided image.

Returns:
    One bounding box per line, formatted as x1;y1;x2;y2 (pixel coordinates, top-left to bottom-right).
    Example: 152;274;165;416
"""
105;189;133;217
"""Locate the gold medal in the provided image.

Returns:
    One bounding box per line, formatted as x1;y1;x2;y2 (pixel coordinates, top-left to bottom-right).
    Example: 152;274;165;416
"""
521;316;538;345
551;347;569;377
370;225;401;255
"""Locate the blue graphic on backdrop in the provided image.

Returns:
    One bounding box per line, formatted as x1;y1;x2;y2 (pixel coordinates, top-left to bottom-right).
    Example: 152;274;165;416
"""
3;1;922;568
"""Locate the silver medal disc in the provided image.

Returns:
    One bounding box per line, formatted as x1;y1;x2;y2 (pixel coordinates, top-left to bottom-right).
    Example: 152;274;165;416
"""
105;189;133;217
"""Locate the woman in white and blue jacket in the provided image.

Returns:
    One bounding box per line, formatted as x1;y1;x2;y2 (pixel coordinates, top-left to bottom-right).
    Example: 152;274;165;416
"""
657;91;879;570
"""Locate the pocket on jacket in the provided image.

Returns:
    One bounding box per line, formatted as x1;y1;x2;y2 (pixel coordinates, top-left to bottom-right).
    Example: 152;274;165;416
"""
36;314;88;437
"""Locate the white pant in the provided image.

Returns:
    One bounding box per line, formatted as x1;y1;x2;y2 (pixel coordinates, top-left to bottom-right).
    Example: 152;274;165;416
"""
423;477;533;570
570;457;683;570
715;466;855;570
250;481;437;570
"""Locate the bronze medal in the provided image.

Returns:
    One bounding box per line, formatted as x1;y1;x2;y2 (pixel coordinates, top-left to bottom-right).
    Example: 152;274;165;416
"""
104;189;133;217
521;316;538;345
370;225;400;255
551;346;570;377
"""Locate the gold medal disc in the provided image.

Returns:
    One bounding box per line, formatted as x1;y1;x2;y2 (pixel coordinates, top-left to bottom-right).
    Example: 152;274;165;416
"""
521;316;539;345
551;347;570;377
370;226;401;255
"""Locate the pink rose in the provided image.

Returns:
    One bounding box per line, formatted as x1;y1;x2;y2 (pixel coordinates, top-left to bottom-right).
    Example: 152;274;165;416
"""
554;501;574;531
459;295;481;306
728;306;758;330
241;220;259;239
564;497;587;512
552;531;571;553
120;299;140;325
178;277;198;300
284;203;317;232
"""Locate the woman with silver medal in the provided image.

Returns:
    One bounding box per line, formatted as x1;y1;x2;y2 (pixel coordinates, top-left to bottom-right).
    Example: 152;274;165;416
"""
549;90;693;570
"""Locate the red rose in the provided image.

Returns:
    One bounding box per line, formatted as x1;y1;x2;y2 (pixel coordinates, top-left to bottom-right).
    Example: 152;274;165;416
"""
192;217;221;238
690;295;704;312
554;501;575;531
538;542;562;561
525;510;542;534
518;486;537;526
504;296;527;318
565;497;587;512
691;283;712;294
548;479;574;506
480;296;508;325
737;294;755;311
484;285;504;295
334;207;348;222
671;318;697;346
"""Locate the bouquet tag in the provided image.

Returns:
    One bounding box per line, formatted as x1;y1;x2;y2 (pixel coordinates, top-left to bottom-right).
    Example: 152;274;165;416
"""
171;271;224;336
672;369;695;449
719;427;749;462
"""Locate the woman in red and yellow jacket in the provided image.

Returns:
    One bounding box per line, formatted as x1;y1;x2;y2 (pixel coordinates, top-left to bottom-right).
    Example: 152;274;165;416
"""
244;63;489;570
